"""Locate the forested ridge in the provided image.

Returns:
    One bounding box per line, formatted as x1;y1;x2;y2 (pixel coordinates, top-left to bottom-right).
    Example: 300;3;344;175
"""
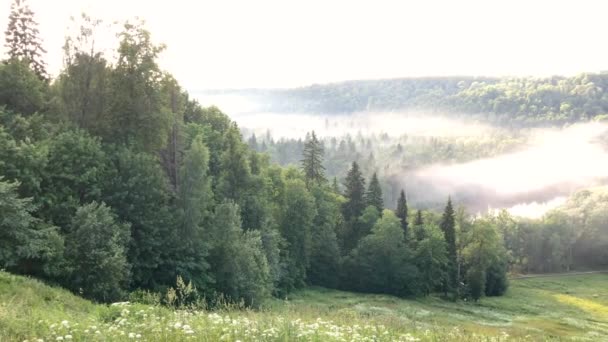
211;74;608;125
2;1;608;311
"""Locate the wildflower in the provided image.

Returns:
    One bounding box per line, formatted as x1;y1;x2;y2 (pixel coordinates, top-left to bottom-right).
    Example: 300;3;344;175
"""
174;322;182;329
129;332;135;338
64;336;72;340
55;338;63;342
136;334;141;339
61;320;69;327
94;331;101;335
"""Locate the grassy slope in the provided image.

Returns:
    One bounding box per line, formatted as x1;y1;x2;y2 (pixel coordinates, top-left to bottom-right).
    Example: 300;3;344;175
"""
1;272;607;341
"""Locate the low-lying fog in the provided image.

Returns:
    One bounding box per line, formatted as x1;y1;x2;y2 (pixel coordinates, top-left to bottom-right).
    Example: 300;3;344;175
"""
197;94;608;218
407;122;608;215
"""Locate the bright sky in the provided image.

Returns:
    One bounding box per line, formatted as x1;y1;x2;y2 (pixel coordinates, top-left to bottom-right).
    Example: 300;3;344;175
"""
1;0;607;90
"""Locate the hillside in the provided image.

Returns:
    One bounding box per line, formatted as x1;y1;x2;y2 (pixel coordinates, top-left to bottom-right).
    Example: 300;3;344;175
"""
201;75;608;125
2;271;608;341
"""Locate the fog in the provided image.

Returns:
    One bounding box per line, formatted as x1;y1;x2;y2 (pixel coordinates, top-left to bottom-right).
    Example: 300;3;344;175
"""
406;122;608;215
197;94;608;218
196;93;496;139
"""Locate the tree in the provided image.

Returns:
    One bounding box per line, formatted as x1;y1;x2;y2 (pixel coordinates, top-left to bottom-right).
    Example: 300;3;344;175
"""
342;161;366;222
440;197;458;298
0;178;62;274
4;0;48;80
301;131;326;187
106;21;171;153
208;202;271;307
396;189;409;238
343;210;419;296
55;14;110;132
414;224;448;295
415;210;423;226
218;125;251;201
0;60;47;115
173;134;213;289
102;147;173;290
64;202;130;302
366;172;383;213
40;130;108;229
331;177;340;193
278;179;316;292
462;217;509;301
307;186;341;288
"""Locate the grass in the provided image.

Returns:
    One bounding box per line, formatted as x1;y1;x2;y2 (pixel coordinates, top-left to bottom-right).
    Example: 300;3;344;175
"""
1;272;607;341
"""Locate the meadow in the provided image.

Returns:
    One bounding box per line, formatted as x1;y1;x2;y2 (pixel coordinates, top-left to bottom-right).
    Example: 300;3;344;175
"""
1;271;607;341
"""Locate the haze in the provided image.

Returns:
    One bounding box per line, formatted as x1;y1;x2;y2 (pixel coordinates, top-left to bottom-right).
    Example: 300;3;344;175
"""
1;0;608;90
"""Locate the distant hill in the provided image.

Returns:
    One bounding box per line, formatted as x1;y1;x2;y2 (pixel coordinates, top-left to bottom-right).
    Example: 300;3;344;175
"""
198;74;608;126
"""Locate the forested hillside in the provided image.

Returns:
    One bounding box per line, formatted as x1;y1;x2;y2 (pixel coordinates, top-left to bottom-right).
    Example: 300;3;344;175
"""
2;0;608;318
208;74;608;125
0;3;514;306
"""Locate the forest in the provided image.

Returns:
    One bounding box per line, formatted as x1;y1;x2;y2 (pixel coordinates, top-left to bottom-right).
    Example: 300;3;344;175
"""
208;74;608;126
1;0;608;315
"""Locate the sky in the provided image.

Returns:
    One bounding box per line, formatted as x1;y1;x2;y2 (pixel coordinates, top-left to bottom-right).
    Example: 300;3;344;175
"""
1;0;607;90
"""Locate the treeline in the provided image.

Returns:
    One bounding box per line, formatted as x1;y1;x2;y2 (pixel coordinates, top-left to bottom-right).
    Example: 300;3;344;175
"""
496;188;608;273
219;75;608;125
247;131;525;207
0;3;509;304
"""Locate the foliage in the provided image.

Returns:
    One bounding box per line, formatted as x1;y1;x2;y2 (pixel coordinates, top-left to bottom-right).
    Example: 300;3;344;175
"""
4;0;48;80
64;202;130;302
343;210;419;297
0;60;47;115
0;178;62;273
228;75;608;125
365;172;383;213
396;189;409;238
301;131;326;187
439;198;458;298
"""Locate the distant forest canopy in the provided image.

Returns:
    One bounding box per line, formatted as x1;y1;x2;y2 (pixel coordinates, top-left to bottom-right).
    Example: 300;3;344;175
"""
203;74;608;125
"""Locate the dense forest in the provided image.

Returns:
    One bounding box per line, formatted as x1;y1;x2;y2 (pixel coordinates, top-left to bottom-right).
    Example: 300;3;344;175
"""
208;74;608;126
246;129;527;207
1;1;608;311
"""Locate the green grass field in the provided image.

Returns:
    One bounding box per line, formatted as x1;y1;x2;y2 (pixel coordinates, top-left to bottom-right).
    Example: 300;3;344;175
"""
1;271;607;341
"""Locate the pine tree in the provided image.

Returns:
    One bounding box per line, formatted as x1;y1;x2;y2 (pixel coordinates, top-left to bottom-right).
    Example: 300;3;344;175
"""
440;197;458;298
396;189;408;237
366;172;383;213
342;162;366;222
4;0;48;80
301;131;326;187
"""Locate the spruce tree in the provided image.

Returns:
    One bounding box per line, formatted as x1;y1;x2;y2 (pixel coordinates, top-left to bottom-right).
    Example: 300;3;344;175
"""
440;197;458;298
301;131;326;187
396;189;408;237
4;0;48;80
366;172;383;213
342;161;366;222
